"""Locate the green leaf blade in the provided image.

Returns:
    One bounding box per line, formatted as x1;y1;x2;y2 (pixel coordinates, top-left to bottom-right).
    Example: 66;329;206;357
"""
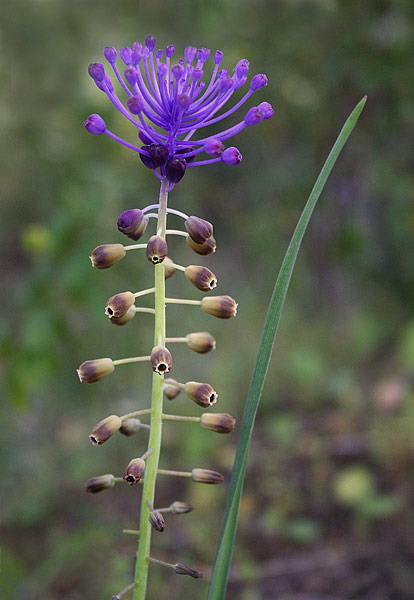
208;97;367;600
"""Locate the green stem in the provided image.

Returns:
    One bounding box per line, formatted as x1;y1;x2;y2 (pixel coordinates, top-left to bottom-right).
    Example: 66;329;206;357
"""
134;177;169;600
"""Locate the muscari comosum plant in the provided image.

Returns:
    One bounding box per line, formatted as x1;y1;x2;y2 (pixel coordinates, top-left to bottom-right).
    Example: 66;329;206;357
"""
79;33;366;600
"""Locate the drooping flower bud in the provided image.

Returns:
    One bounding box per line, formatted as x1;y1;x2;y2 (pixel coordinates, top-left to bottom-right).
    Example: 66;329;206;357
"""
105;291;135;320
109;306;136;326
146;236;168;265
186;332;216;354
126;95;144;115
85;474;116;494
191;468;224;484
124;457;146;485
117;209;148;241
164;257;176;279
185;216;213;244
166;157;186;183
174;563;203;578
200;413;236;434
201;295;238;319
84;114;106;134
185;265;217;292
148;144;169;166
222;147;242;165
88;62;105;81
77;358;114;383
150;345;172;375
90;244;126;269
170;501;194;514
140;145;158;169
149;509;165;532
184;381;218;407
251;74;268;90
163;378;181;399
119;418;144;436
186;235;216;255
89;415;122;445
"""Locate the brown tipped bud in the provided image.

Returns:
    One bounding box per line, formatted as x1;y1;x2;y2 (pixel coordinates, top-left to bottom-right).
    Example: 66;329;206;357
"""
105;291;135;320
163;378;182;399
149;509;165;532
174;563;203;578
170;501;194;514
184;381;218;408
109;306;136;326
191;468;224;484
185;265;217;292
164;257;176;279
185;216;213;244
186;234;216;255
119;418;143;436
186;332;216;354
150;345;172;375
201;295;238;319
117;208;149;241
89;415;122;445
124;457;146;485
85;474;116;494
146;235;168;264
90;244;126;269
201;412;236;434
77;358;114;383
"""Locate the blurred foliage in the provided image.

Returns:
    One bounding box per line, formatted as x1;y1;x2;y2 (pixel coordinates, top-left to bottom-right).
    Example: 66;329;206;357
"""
1;1;413;599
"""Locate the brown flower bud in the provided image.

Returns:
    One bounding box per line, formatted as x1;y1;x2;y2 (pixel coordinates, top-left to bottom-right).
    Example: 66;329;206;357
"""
124;457;146;485
185;265;217;292
89;415;122;445
164;256;176;279
201;295;238;319
170;501;194;514
85;474;116;494
186;234;216;255
119;418;143;436
109;306;136;326
185;216;213;244
149;509;165;532
186;332;216;354
117;208;149;241
191;468;224;484
90;244;126;269
200;413;236;434
184;381;218;407
105;291;135;320
150;345;172;375
163;378;182;400
174;563;203;578
146;235;168;264
77;358;114;383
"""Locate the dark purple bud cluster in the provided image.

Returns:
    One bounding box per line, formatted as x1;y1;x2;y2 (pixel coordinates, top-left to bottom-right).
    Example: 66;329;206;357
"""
84;34;274;186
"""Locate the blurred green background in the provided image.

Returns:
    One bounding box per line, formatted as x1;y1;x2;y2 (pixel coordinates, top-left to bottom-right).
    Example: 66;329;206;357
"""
1;1;413;599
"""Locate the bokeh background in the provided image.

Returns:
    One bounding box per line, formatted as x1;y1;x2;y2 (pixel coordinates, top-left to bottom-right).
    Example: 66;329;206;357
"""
1;1;413;599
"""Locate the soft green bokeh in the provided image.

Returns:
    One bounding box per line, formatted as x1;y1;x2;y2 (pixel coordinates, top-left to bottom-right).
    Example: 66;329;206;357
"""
1;1;413;599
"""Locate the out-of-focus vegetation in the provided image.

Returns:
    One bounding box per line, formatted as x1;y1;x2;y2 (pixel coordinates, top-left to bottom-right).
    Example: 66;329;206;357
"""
1;1;412;599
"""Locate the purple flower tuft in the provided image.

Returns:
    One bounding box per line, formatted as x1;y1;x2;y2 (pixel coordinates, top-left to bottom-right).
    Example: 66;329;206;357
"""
124;67;137;85
203;139;225;157
145;35;156;52
244;106;264;126
84;114;106;134
126;95;143;114
222;147;242;165
235;59;249;79
166;45;175;58
258;101;275;119
184;46;197;64
214;50;224;64
104;46;117;64
119;47;132;66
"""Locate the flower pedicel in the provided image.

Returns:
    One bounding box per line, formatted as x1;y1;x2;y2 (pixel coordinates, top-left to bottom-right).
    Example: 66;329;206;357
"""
79;34;273;599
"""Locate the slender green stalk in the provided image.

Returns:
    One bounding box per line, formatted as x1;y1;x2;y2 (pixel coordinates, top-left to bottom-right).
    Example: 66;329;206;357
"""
134;177;169;600
208;97;367;600
162;414;201;422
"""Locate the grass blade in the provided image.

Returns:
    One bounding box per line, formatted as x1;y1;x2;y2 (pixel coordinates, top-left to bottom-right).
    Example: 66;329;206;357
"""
208;97;367;600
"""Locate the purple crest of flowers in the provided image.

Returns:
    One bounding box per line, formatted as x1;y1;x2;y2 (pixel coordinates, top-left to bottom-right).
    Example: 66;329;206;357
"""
85;35;274;187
